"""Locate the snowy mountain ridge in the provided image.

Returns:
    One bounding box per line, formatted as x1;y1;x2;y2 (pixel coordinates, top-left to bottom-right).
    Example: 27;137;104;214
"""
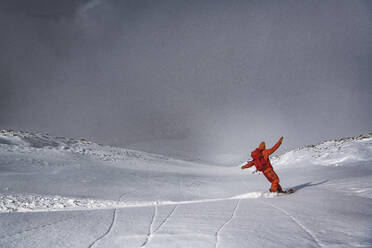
2;129;371;168
0;130;172;163
272;133;372;168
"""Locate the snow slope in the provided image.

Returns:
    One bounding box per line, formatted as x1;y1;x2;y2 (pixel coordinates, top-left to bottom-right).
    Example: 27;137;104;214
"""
0;130;371;247
272;134;372;168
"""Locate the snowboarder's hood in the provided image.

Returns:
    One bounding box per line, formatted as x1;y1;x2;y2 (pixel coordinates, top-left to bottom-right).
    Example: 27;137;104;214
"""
259;141;266;150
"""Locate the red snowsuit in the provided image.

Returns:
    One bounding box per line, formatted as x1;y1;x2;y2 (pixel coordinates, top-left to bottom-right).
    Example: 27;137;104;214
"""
241;137;283;192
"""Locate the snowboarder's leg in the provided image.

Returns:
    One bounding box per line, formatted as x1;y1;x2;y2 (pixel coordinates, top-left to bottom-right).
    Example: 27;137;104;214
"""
270;178;280;192
264;168;281;192
270;169;282;192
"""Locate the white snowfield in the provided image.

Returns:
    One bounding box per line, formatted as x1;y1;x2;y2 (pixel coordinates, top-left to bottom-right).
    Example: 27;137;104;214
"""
0;130;371;248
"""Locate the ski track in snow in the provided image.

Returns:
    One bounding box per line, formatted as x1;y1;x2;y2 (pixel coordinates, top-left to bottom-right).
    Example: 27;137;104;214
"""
141;204;179;247
141;205;158;247
88;208;117;248
259;200;323;248
152;204;178;234
0;215;77;241
88;192;130;248
215;199;241;248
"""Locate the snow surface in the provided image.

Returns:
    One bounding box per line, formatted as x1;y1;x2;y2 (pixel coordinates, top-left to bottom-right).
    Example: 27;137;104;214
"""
0;130;371;247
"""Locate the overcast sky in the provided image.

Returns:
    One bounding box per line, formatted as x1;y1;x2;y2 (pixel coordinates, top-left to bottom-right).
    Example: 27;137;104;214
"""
1;0;371;163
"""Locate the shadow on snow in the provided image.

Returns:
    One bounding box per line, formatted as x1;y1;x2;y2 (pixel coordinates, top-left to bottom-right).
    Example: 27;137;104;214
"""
288;180;328;192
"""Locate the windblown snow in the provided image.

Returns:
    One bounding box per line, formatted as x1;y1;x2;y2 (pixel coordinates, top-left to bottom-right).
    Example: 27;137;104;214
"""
0;130;371;248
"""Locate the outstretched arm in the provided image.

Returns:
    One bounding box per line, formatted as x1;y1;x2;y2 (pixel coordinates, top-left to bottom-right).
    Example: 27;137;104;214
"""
241;160;255;169
266;136;284;156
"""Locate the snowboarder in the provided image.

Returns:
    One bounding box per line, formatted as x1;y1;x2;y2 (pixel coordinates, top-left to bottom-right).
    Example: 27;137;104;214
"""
241;136;291;193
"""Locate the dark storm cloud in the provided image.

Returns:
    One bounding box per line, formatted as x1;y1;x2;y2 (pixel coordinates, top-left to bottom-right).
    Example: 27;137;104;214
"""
1;0;371;163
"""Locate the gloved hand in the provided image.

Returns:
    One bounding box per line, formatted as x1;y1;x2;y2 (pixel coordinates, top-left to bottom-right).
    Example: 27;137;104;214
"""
279;136;284;143
241;164;249;169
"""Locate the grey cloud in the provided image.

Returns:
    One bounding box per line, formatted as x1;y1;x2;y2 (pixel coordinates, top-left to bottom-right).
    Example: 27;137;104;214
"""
0;0;371;163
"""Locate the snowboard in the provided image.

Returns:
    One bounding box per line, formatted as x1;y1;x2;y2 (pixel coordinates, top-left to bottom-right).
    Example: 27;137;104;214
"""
280;189;295;194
